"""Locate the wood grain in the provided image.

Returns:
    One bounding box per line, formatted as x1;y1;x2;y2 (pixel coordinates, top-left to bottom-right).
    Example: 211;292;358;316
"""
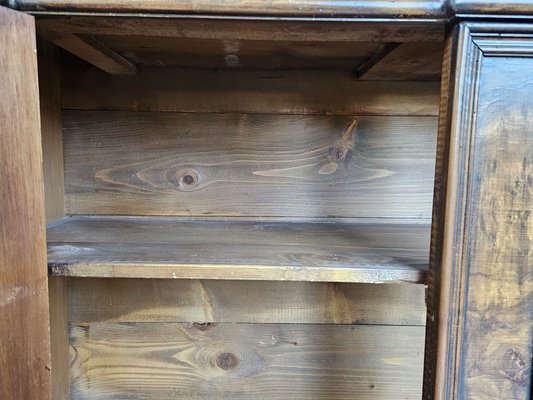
38;38;65;221
40;30;136;74
69;322;425;400
92;34;379;70
61;64;441;116
49;278;69;400
0;6;51;400
37;17;445;43
429;24;533;400
37;38;69;400
47;216;430;283
63;112;437;218
359;41;444;81
68;278;426;325
12;0;450;19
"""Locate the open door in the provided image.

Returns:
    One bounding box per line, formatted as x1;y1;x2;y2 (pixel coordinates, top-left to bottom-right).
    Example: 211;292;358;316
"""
0;5;51;400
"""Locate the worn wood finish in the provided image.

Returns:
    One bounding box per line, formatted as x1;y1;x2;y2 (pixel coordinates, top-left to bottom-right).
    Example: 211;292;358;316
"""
62;64;441;116
428;24;533;400
0;6;51;400
10;0;450;19
38;38;64;222
68;278;426;325
90;34;380;70
70;322;425;400
452;0;533;17
359;41;444;81
47;216;430;283
37;38;69;400
63;112;437;218
36;17;445;43
40;30;136;74
48;278;69;400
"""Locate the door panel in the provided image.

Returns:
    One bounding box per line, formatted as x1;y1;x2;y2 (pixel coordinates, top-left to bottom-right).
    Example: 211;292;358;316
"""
0;5;51;400
426;23;533;400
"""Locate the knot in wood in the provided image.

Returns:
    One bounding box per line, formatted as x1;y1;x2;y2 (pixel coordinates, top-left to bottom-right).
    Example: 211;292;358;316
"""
216;352;239;371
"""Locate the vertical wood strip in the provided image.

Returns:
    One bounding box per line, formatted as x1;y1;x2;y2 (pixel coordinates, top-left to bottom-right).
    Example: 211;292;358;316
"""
0;6;51;400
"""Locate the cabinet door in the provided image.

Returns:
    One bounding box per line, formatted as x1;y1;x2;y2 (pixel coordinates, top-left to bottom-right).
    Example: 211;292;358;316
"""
426;23;533;400
0;5;51;400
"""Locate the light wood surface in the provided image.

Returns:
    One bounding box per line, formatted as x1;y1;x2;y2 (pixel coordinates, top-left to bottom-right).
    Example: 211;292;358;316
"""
63;112;437;218
68;278;426;325
62;65;441;116
47;216;430;283
0;6;51;399
69;322;425;400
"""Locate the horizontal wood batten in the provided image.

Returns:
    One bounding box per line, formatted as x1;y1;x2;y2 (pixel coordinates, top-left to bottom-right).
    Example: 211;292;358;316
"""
68;278;426;325
47;216;430;283
63;112;437;218
37;17;445;42
70;322;425;399
62;66;441;116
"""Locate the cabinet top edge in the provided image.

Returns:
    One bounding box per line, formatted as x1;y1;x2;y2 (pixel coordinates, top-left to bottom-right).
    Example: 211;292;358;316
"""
3;1;533;21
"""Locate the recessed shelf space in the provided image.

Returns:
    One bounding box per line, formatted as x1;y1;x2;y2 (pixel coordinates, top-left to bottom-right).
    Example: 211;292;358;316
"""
47;216;430;283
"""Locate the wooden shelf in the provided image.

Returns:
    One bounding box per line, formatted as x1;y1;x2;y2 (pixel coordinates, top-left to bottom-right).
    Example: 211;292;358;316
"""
47;216;430;283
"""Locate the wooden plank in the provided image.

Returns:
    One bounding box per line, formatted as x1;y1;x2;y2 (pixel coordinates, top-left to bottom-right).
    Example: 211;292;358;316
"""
89;34;379;70
353;42;400;79
68;278;426;326
428;24;533;400
358;42;444;81
61;64;441;116
40;30;136;75
37;38;69;400
37;17;445;43
0;6;51;400
47;216;430;283
12;0;450;19
49;278;69;400
63;112;437;219
38;38;64;221
70;322;425;400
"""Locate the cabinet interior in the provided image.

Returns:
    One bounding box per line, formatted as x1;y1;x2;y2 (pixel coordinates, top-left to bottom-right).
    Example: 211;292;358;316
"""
38;16;445;400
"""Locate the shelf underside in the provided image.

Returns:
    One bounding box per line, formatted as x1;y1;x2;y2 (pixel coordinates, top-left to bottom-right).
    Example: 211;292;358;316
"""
47;216;430;283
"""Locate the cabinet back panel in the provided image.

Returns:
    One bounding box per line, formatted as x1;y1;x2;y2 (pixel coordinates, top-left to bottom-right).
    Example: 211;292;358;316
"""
63;111;437;219
68;278;426;326
62;66;440;116
70;322;424;400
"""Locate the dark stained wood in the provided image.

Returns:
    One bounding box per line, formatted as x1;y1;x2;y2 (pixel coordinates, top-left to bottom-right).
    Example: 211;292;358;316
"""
353;42;400;79
0;6;51;400
62;64;441;116
427;23;533;400
359;42;444;81
36;16;445;43
39;30;136;74
68;278;426;325
69;322;425;400
90;34;379;70
47;216;430;283
12;0;450;19
452;0;533;17
62;112;437;219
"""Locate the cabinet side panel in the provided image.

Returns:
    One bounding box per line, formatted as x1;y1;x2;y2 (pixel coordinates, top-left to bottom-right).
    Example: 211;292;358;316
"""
0;6;51;400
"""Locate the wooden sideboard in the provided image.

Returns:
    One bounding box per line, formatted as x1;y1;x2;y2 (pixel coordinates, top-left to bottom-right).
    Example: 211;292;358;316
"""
1;1;532;399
